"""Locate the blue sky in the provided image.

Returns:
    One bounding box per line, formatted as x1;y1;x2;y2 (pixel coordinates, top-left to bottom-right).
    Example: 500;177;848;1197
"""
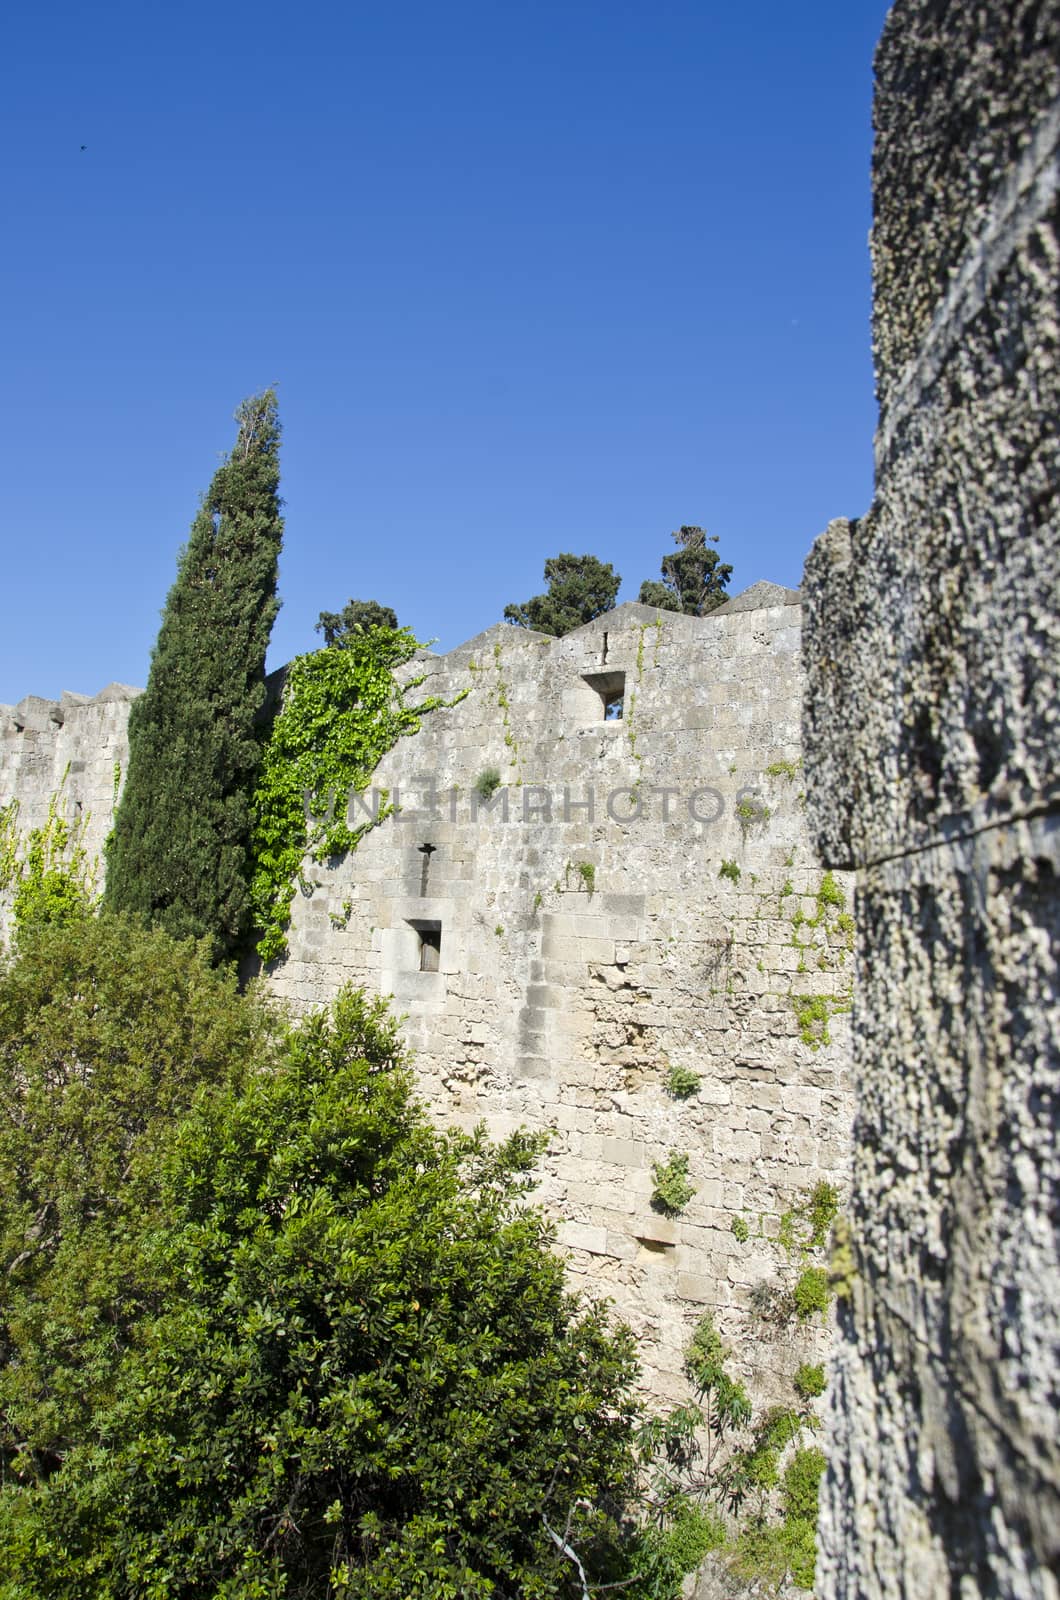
0;0;890;703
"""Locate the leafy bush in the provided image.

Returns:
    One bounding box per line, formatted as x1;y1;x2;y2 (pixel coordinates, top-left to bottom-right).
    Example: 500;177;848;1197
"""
651;1151;697;1216
665;1062;702;1100
792;1362;827;1401
793;1266;833;1321
0;954;656;1599
0;914;276;1473
719;858;741;884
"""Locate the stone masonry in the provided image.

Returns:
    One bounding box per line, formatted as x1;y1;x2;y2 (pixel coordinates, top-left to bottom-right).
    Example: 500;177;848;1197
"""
2;586;853;1409
803;0;1059;1595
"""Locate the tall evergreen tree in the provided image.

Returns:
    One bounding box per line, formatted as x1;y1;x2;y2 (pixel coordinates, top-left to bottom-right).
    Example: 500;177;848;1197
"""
105;392;284;959
504;552;620;636
638;526;732;615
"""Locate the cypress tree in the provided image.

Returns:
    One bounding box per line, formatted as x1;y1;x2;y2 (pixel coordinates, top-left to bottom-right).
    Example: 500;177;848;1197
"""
105;392;284;959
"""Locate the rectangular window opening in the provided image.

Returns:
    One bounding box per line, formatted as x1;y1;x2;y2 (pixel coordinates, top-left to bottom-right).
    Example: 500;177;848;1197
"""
581;670;626;721
410;920;442;972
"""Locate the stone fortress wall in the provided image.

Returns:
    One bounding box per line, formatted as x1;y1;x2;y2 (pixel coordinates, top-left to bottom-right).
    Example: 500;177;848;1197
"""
1;584;855;1406
803;0;1060;1594
0;683;139;898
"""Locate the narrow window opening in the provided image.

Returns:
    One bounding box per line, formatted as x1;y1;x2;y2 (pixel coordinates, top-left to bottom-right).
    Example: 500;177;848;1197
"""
409;919;442;972
601;631;608;664
581;670;626;721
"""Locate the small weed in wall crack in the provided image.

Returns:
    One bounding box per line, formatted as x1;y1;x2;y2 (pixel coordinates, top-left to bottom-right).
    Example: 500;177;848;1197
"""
664;1062;701;1099
474;767;502;800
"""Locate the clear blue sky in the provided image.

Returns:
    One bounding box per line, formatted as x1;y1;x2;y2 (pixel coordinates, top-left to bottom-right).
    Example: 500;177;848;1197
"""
1;0;890;703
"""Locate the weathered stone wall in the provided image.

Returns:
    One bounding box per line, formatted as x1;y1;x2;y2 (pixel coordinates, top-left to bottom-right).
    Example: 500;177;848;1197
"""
0;587;854;1407
0;685;138;905
271;590;853;1402
803;0;1060;1594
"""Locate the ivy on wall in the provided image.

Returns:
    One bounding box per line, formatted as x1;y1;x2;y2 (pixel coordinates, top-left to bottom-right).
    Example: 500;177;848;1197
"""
249;627;465;964
0;781;96;936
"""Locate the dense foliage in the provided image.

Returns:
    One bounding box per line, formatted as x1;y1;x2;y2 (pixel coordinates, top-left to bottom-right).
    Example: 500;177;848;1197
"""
504;553;620;636
638;527;732;615
0;915;275;1483
249;626;458;963
316;598;399;644
104;392;284;960
0;930;669;1599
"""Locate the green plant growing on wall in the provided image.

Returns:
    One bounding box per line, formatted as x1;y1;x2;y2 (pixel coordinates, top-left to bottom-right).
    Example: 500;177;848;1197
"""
250;627;464;963
792;1363;826;1402
792;1266;833;1322
0;800;18;895
719;859;741;884
779;1181;840;1258
765;758;801;782
576;860;596;894
731;1216;750;1243
490;640;523;773
735;795;770;837
791;993;850;1049
474;767;502;800
816;870;844;910
651;1151;696;1216
665;1063;701;1100
728;1446;826;1592
6;783;96;937
683;1313;752;1475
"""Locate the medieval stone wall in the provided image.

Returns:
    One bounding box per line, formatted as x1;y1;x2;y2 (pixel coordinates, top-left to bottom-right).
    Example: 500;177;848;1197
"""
271;589;853;1403
0;684;138;900
803;0;1059;1594
0;587;854;1408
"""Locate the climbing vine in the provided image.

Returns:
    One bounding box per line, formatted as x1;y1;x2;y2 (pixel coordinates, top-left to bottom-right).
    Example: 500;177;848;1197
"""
249;627;466;963
2;781;96;935
490;640;523;779
0;799;18;895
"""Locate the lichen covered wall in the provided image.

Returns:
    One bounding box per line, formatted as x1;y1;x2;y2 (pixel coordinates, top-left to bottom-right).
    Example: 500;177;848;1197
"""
803;0;1060;1593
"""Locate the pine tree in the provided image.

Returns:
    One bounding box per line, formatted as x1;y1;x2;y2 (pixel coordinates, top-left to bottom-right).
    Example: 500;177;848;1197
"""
639;526;732;615
105;392;284;958
504;552;620;636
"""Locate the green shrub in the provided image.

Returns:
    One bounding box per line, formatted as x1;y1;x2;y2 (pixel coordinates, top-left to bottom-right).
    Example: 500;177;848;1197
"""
665;1063;701;1100
793;1266;832;1321
651;1151;697;1216
731;1215;750;1243
0;981;648;1598
792;1362;827;1401
474;767;502;800
782;1446;826;1522
719;859;741;884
